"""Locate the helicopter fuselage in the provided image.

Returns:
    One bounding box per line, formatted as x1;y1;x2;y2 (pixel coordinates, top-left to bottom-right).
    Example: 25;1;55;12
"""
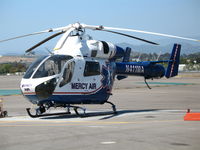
21;55;116;105
20;34;125;106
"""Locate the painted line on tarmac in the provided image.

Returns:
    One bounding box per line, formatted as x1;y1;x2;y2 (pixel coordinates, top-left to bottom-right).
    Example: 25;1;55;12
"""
101;141;116;145
0;119;182;127
0;118;132;124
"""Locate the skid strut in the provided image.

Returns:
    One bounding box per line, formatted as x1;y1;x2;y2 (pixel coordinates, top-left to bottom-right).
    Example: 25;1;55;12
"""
73;106;86;117
106;101;117;114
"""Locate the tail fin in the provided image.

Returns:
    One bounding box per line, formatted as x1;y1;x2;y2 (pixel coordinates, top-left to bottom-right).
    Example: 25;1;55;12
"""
122;47;131;62
165;44;181;78
116;47;131;80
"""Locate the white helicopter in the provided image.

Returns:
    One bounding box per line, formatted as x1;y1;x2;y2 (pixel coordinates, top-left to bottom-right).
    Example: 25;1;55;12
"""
0;23;199;117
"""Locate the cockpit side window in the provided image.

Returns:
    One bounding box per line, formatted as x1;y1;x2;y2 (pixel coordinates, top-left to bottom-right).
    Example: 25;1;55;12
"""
32;55;73;78
84;61;100;76
59;61;75;87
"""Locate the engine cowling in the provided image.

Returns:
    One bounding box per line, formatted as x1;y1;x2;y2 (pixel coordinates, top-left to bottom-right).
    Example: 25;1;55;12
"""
87;40;125;59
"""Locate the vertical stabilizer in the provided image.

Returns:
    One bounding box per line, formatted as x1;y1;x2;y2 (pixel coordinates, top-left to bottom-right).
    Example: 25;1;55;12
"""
122;47;131;62
165;44;181;78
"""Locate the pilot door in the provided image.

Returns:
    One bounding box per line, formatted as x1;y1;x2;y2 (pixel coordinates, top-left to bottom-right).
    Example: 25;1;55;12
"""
34;55;73;100
58;60;75;88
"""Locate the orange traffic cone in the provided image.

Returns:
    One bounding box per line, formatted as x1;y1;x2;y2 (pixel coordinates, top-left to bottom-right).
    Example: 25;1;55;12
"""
184;109;200;121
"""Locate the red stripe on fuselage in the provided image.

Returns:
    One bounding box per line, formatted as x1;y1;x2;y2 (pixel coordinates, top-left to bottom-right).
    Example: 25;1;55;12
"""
23;92;36;95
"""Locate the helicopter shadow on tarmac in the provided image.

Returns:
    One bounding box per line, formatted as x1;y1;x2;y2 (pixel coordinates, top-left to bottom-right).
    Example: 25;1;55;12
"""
41;109;160;120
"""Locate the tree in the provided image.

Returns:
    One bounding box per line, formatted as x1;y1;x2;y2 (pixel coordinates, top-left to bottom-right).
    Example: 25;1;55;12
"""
0;63;27;74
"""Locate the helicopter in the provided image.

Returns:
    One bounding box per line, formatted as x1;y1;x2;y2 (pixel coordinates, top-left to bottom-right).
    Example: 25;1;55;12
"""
0;22;199;118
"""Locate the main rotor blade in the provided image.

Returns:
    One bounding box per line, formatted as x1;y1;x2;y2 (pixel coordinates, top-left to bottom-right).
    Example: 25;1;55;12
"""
0;25;72;43
102;29;159;45
81;24;200;42
103;26;200;42
25;31;65;53
0;31;50;43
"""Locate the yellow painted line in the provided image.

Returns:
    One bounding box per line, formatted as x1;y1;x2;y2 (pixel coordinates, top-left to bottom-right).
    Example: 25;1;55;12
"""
0;119;182;127
177;74;200;78
0;120;15;123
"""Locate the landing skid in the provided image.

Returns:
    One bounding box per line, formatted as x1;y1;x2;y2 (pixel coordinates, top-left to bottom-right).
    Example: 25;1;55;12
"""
26;108;71;118
74;101;117;117
26;101;117;118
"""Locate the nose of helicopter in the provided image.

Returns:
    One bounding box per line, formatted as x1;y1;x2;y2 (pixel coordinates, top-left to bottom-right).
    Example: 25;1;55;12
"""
20;78;35;95
20;78;38;104
20;76;58;104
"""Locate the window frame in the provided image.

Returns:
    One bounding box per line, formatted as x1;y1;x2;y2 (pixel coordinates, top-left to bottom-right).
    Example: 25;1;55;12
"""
59;60;75;87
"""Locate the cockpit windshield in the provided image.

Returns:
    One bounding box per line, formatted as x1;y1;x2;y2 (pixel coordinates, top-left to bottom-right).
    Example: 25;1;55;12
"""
23;56;47;79
33;55;73;78
23;55;73;79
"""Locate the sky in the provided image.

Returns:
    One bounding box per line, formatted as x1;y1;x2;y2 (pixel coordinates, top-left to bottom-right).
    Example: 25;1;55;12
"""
0;0;200;55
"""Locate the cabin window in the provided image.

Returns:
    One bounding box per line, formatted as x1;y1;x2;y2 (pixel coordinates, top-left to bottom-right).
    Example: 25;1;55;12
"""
59;61;75;87
84;61;100;76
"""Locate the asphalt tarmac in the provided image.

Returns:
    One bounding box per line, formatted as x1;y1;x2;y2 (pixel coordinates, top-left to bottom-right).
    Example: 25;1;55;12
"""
0;73;200;150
